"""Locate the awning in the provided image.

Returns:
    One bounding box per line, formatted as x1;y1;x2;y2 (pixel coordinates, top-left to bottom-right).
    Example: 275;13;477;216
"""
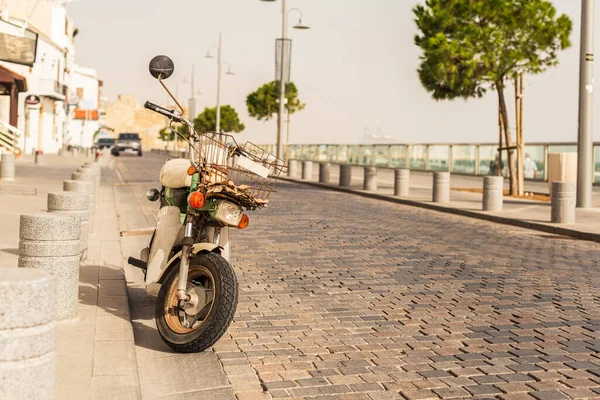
73;109;99;120
0;64;27;92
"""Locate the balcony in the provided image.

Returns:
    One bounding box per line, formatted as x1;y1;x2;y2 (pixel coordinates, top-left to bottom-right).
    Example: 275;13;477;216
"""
37;79;67;100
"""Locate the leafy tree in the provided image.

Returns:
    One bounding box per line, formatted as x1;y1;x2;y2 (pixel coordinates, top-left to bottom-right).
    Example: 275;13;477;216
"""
192;105;245;134
158;127;175;141
246;81;305;121
414;0;572;194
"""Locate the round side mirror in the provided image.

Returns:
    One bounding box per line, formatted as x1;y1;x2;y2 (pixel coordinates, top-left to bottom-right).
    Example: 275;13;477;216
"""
149;55;174;80
146;188;160;202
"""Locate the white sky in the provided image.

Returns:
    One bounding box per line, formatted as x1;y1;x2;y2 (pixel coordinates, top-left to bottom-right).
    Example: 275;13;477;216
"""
66;0;598;145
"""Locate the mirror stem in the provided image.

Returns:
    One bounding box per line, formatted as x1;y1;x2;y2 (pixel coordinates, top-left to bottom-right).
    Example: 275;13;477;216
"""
159;77;186;117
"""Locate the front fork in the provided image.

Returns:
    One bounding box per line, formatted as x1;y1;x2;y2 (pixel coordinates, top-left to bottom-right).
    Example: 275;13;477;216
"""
176;222;222;302
177;222;194;301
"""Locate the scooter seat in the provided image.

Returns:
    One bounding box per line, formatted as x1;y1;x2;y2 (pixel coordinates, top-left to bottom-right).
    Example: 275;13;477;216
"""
160;158;193;188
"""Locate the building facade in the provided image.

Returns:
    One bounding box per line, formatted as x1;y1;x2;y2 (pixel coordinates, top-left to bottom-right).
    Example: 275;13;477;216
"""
0;0;101;154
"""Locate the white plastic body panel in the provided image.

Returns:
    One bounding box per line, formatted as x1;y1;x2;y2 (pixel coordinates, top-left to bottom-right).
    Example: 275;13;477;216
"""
160;158;193;189
145;206;181;286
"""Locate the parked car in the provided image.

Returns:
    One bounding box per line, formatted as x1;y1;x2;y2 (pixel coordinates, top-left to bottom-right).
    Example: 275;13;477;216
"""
95;137;115;150
112;133;142;156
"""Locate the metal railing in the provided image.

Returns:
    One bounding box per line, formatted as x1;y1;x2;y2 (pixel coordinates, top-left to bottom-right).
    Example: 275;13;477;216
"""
0;120;22;153
258;142;600;183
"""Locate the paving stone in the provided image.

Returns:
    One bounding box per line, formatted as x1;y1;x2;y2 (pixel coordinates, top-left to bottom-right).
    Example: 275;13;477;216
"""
399;389;439;400
433;386;471;398
529;391;570;400
464;385;503;396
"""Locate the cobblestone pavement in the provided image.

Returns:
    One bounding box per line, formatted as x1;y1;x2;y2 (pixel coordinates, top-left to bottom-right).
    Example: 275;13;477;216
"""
120;154;600;400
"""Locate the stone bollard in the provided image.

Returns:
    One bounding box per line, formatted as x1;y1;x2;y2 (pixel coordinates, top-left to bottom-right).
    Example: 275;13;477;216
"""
482;176;503;212
551;181;576;224
432;172;450;203
72;171;97;200
319;163;331;184
301;161;313;180
0;152;15;182
339;165;352;187
287;160;298;178
78;166;100;191
394;169;410;197
19;213;81;320
64;180;95;233
0;268;56;399
363;167;377;191
72;171;93;184
48;192;89;260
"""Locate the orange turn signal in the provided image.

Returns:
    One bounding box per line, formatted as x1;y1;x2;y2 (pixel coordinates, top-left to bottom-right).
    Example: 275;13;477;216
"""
187;166;196;176
189;192;205;209
237;214;249;229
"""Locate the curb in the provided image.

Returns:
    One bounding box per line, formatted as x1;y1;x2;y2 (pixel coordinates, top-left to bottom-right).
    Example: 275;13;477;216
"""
280;176;600;244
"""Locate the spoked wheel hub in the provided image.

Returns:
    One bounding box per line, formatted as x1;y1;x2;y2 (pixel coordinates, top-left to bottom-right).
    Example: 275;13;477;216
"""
165;266;215;334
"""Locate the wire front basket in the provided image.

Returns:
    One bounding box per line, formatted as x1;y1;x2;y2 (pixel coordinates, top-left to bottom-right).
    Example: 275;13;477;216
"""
194;133;287;207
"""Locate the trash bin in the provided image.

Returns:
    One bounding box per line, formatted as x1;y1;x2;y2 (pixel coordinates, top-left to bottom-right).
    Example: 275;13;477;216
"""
547;153;577;196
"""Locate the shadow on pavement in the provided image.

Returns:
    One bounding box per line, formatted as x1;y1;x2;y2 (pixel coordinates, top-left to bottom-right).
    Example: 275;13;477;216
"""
78;262;134;324
0;248;19;256
126;284;177;354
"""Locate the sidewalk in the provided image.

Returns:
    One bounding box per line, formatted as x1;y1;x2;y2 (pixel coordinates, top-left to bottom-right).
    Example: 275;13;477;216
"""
0;153;141;399
284;164;600;242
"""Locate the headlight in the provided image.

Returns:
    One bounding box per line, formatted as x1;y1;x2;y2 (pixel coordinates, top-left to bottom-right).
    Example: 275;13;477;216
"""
214;201;243;227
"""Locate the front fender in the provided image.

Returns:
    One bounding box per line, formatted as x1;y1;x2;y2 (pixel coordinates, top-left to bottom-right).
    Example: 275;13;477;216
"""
145;242;221;297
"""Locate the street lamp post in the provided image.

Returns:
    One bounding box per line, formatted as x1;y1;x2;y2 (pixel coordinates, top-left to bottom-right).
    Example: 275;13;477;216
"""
189;64;196;120
277;0;288;161
577;0;594;208
260;0;309;161
206;34;235;133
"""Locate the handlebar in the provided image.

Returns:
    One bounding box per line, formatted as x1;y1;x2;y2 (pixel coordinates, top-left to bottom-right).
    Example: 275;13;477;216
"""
145;100;199;166
144;101;184;123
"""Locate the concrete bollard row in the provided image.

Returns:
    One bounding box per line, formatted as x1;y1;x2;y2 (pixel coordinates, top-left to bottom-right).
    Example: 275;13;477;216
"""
432;172;450;203
0;152;15;182
287;160;298;178
394;169;410;197
301;161;313;180
483;176;503;212
339;165;352;187
363;167;377;191
319;163;330;184
551;181;575;224
0;268;56;400
18;213;81;320
48;192;89;259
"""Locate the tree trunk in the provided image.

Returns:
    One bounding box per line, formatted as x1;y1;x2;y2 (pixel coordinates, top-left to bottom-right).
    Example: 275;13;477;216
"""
498;103;504;177
515;74;525;196
497;81;517;195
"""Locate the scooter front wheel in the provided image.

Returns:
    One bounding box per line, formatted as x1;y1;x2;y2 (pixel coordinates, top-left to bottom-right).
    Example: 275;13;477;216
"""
155;252;238;353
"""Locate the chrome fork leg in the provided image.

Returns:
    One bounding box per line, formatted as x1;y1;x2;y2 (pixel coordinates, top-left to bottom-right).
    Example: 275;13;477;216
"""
177;222;194;301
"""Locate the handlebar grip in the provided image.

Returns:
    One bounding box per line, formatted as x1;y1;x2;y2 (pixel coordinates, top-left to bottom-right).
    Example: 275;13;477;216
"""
144;101;181;121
